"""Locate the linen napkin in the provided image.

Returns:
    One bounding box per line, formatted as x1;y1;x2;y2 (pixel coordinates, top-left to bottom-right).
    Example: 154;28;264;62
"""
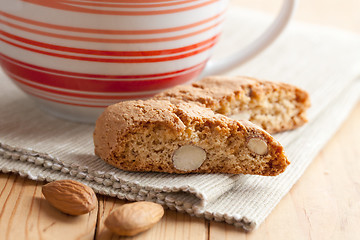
1;7;360;231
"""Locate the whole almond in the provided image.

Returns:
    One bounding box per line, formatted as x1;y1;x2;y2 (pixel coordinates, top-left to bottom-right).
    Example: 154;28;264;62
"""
42;179;97;215
105;201;164;236
172;145;207;171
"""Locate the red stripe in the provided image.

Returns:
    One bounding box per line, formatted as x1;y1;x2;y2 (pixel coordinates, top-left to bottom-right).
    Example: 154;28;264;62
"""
10;74;157;100
0;30;219;57
0;17;223;43
19;88;110;108
0;36;216;63
0;53;204;79
62;0;199;8
23;0;220;15
81;0;191;3
82;0;188;3
0;11;224;35
15;80;151;104
1;54;205;92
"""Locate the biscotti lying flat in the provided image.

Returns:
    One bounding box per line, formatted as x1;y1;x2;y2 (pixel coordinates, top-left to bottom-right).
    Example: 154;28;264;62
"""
94;100;289;176
154;76;310;133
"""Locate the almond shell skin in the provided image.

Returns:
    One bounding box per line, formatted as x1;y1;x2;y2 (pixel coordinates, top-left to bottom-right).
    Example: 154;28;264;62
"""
42;179;97;215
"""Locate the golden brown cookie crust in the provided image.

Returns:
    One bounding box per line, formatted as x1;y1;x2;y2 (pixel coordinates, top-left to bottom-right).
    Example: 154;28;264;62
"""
154;76;310;133
94;100;289;176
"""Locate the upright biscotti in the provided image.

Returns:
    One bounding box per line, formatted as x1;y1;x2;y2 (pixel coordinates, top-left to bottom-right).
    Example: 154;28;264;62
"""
94;100;289;176
154;76;311;133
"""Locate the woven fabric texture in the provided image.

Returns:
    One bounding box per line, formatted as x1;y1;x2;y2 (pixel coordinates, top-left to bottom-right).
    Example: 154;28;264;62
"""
1;8;360;231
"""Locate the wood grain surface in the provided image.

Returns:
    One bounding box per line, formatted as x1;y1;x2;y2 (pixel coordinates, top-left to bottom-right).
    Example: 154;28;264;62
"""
1;0;359;239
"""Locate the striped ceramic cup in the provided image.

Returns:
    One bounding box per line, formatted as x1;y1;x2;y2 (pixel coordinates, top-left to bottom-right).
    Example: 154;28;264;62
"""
0;0;296;122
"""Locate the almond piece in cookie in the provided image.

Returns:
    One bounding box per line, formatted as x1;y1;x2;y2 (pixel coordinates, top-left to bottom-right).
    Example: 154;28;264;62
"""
154;76;311;133
93;100;289;176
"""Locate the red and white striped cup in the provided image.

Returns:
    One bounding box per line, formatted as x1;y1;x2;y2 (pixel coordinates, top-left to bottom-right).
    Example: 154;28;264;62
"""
0;0;296;122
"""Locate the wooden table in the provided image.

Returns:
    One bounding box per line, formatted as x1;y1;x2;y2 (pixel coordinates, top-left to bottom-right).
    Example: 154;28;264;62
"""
1;0;359;239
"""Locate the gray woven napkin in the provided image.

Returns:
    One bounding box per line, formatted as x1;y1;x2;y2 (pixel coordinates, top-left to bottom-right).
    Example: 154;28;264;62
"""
1;7;360;231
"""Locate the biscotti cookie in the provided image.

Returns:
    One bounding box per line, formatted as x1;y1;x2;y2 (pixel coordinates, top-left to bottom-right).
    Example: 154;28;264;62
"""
94;100;289;176
154;76;310;133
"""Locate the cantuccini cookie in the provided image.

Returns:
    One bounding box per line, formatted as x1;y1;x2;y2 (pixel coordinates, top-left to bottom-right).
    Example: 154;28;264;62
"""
94;100;289;176
154;76;310;133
